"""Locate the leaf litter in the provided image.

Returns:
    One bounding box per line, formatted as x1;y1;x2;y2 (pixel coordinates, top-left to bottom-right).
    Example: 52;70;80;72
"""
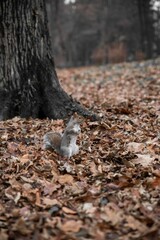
0;59;160;239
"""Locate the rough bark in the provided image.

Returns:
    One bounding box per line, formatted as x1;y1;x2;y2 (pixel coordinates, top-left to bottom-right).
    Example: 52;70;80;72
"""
0;0;97;120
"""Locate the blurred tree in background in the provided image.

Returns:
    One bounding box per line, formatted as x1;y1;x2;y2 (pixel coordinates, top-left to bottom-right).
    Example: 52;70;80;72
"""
46;0;160;67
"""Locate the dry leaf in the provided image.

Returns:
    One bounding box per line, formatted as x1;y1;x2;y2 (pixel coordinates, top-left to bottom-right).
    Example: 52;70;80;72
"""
7;142;19;154
43;198;61;207
127;142;145;153
14;192;21;204
60;220;82;232
0;230;8;240
20;176;34;183
89;162;98;176
62;207;77;215
20;154;30;164
13;218;32;235
101;204;123;226
43;183;60;195
132;154;155;166
125;215;148;232
58;174;74;185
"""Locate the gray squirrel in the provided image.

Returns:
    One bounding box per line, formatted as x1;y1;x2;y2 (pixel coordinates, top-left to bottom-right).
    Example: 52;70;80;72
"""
43;115;81;158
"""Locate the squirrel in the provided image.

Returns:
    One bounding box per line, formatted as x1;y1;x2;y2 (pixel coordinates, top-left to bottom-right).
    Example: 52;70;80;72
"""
43;115;81;158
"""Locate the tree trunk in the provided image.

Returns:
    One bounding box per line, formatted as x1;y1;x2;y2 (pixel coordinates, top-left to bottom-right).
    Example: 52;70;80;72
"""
0;0;96;120
137;0;154;58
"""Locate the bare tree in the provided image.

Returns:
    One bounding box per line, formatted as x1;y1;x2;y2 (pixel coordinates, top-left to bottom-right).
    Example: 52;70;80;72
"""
137;0;155;58
0;0;95;120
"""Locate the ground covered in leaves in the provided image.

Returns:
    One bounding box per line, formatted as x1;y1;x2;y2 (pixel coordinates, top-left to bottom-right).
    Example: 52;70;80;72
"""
0;59;160;240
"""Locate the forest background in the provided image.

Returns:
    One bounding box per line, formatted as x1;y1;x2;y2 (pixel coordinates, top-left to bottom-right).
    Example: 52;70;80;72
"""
46;0;160;67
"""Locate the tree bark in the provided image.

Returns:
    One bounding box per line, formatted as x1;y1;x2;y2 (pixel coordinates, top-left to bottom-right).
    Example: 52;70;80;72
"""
0;0;96;120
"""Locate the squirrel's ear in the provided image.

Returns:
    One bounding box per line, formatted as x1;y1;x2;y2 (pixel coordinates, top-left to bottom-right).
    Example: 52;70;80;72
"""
72;112;80;119
66;115;74;125
73;113;83;124
67;113;82;124
69;116;74;122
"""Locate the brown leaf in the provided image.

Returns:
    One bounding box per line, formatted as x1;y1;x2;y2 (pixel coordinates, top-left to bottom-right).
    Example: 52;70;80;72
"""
7;142;19;154
43;183;60;195
20;206;31;218
35;190;41;206
13;218;32;235
1;133;9;141
9;178;22;191
14;192;21;204
89;162;98;176
43;198;61;207
101;203;123;226
5;187;16;201
62;207;77;215
60;220;82;232
125;215;148;232
20;154;30;164
132;154;155;166
58;174;74;185
149;177;160;188
20;176;34;183
127;142;145;153
0;230;8;240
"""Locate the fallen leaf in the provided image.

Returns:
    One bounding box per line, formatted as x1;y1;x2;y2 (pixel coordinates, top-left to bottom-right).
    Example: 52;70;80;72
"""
20;176;34;183
7;142;19;154
13;218;32;235
132;154;155;166
125;215;148;232
35;190;41;206
89;162;98;176
20;206;31;218
0;230;8;240
43;183;60;195
127;142;145;153
58;174;74;185
62;207;77;215
60;220;82;232
14;192;21;204
20;154;30;164
43;198;61;207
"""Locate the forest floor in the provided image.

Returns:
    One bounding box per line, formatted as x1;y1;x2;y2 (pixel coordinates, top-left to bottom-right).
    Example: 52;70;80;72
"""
0;58;160;240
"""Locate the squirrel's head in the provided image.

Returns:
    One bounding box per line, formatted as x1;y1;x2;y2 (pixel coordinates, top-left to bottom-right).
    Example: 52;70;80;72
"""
66;115;81;134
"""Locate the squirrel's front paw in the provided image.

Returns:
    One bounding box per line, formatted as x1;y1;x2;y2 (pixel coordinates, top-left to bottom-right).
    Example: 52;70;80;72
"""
72;145;79;156
60;146;72;159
